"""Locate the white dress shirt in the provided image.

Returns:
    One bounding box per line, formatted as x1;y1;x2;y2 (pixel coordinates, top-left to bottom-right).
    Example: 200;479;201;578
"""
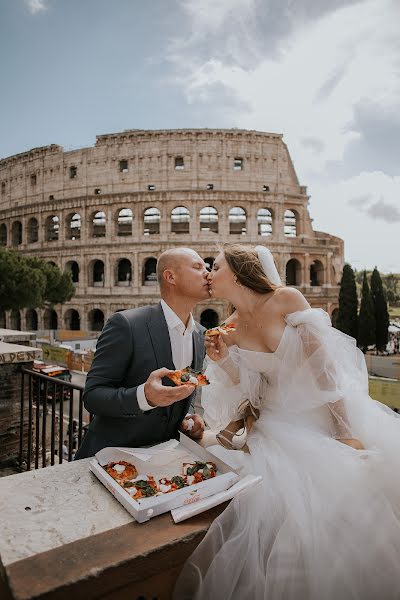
136;299;196;411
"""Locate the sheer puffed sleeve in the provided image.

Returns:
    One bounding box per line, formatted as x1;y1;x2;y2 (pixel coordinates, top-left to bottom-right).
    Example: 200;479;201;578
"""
201;346;267;432
277;308;368;440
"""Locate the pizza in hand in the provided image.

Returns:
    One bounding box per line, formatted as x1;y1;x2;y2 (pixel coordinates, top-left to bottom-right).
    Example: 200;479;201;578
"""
166;366;210;387
205;322;237;337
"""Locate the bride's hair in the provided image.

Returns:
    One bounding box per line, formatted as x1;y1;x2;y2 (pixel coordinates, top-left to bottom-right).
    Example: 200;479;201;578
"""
221;243;283;294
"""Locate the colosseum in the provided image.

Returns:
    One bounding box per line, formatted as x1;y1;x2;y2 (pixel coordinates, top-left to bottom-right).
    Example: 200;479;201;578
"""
0;128;344;333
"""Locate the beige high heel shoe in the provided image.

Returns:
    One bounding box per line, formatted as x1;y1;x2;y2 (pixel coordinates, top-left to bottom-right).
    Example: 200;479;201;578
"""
216;400;260;453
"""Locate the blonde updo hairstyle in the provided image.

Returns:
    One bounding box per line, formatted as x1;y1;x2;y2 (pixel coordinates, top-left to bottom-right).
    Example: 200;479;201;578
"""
221;243;283;294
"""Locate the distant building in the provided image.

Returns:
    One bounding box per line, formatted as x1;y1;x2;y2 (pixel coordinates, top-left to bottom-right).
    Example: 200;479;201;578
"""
0;128;344;331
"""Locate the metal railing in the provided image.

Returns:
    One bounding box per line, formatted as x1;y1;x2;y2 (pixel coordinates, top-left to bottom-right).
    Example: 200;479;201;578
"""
19;368;88;470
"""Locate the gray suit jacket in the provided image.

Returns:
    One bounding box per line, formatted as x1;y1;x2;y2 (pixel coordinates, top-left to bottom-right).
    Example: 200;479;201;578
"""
75;303;205;459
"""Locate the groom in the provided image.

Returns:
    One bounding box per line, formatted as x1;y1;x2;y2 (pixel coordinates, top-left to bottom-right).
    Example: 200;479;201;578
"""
75;248;209;459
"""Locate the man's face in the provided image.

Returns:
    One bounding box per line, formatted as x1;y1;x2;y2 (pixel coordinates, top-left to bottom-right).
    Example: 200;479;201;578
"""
173;250;210;301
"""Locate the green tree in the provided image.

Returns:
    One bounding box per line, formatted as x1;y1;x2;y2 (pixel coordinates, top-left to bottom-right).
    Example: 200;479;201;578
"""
0;248;74;311
335;263;358;339
358;271;376;352
370;267;389;352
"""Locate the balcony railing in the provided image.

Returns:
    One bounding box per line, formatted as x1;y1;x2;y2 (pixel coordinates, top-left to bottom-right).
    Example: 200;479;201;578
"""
18;368;88;470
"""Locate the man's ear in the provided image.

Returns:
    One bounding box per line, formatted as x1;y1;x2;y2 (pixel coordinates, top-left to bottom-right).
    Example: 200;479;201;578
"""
163;268;176;286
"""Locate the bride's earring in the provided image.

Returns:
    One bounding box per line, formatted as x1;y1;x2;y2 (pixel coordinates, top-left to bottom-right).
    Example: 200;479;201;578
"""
233;276;242;287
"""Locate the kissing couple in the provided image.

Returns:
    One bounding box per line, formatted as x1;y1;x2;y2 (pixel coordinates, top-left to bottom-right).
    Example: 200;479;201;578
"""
76;245;400;600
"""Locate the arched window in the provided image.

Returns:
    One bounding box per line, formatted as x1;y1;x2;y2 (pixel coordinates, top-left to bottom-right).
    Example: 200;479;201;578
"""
310;260;324;286
92;211;106;238
27;217;39;243
26;309;38;331
257;208;272;236
286;259;301;286
65;260;80;283
144;207;160;235
67;213;81;240
11;221;22;246
200;309;219;329
284;209;297;237
92;260;105;286
199;206;218;233
43;308;58;330
229;207;247;235
0;223;7;246
143;257;158;285
45;215;59;241
117;258;132;285
204;257;215;271
88;309;104;332
171;206;190;234
64;309;80;331
10;309;21;330
117;208;133;236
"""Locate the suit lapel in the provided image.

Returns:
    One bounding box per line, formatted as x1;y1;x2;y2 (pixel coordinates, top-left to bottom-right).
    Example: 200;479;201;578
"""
147;303;175;371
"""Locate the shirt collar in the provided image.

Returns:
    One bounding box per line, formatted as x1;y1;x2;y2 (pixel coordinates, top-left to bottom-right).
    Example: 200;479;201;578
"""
160;299;195;334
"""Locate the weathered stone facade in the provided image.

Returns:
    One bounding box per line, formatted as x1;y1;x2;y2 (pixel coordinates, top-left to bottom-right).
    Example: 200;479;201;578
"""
0;128;344;331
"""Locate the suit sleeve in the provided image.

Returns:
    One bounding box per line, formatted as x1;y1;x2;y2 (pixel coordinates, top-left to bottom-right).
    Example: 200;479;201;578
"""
83;312;143;418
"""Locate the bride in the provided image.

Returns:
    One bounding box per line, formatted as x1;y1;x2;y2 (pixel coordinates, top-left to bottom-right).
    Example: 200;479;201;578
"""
174;243;400;600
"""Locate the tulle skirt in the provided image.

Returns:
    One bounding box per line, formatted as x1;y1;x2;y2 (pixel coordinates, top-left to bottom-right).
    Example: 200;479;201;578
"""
174;400;400;600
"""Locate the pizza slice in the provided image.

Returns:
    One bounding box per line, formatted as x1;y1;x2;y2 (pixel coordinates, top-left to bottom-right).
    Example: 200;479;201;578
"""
123;475;158;499
105;460;138;483
182;461;217;482
205;322;237;337
166;366;210;387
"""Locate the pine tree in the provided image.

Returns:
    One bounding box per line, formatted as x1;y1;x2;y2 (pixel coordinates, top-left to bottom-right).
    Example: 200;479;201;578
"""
358;271;376;352
370;267;389;352
335;264;358;339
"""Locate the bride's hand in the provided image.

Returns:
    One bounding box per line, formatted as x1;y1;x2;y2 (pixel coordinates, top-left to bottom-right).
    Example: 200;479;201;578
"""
205;332;229;361
339;438;365;450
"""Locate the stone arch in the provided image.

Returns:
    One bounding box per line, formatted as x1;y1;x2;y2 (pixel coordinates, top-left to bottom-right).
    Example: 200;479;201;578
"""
43;308;58;330
90;260;105;286
10;309;21;330
284;209;297;237
286;258;302;286
171;206;190;234
257;208;273;236
91;211;106;238
116;258;132;285
0;223;7;246
65;260;80;283
45;215;59;241
25;308;38;331
11;221;22;246
200;309;219;329
143;257;158;285
116;208;133;236
229;206;247;235
199;206;218;233
88;309;104;332
310;259;324;286
143;207;160;235
64;309;80;330
66;213;81;240
27;217;39;243
204;256;215;271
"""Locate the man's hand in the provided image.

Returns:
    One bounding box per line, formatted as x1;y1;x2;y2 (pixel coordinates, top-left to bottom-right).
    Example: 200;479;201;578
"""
179;413;205;440
144;367;195;407
339;438;365;450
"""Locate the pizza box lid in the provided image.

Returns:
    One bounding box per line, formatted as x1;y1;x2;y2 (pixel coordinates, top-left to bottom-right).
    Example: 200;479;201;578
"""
89;433;240;523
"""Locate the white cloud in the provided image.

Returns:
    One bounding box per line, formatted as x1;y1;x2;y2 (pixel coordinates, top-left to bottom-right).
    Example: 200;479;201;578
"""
310;171;400;272
25;0;47;15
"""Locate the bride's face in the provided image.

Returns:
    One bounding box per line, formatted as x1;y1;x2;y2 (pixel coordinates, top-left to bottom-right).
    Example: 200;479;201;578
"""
208;252;234;299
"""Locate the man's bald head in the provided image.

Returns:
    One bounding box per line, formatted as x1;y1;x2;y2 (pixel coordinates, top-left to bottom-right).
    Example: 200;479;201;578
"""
157;248;200;288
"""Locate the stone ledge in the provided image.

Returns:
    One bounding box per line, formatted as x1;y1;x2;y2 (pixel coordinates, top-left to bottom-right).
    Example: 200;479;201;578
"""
2;504;227;600
0;341;41;364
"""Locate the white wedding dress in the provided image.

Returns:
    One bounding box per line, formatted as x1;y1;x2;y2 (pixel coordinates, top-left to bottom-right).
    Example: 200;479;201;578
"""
174;309;400;600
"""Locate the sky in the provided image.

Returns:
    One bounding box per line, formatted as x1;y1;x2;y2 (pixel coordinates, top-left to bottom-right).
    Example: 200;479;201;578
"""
0;0;399;272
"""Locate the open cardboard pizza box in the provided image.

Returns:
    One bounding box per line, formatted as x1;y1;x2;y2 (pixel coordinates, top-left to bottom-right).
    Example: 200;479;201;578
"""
89;432;262;523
